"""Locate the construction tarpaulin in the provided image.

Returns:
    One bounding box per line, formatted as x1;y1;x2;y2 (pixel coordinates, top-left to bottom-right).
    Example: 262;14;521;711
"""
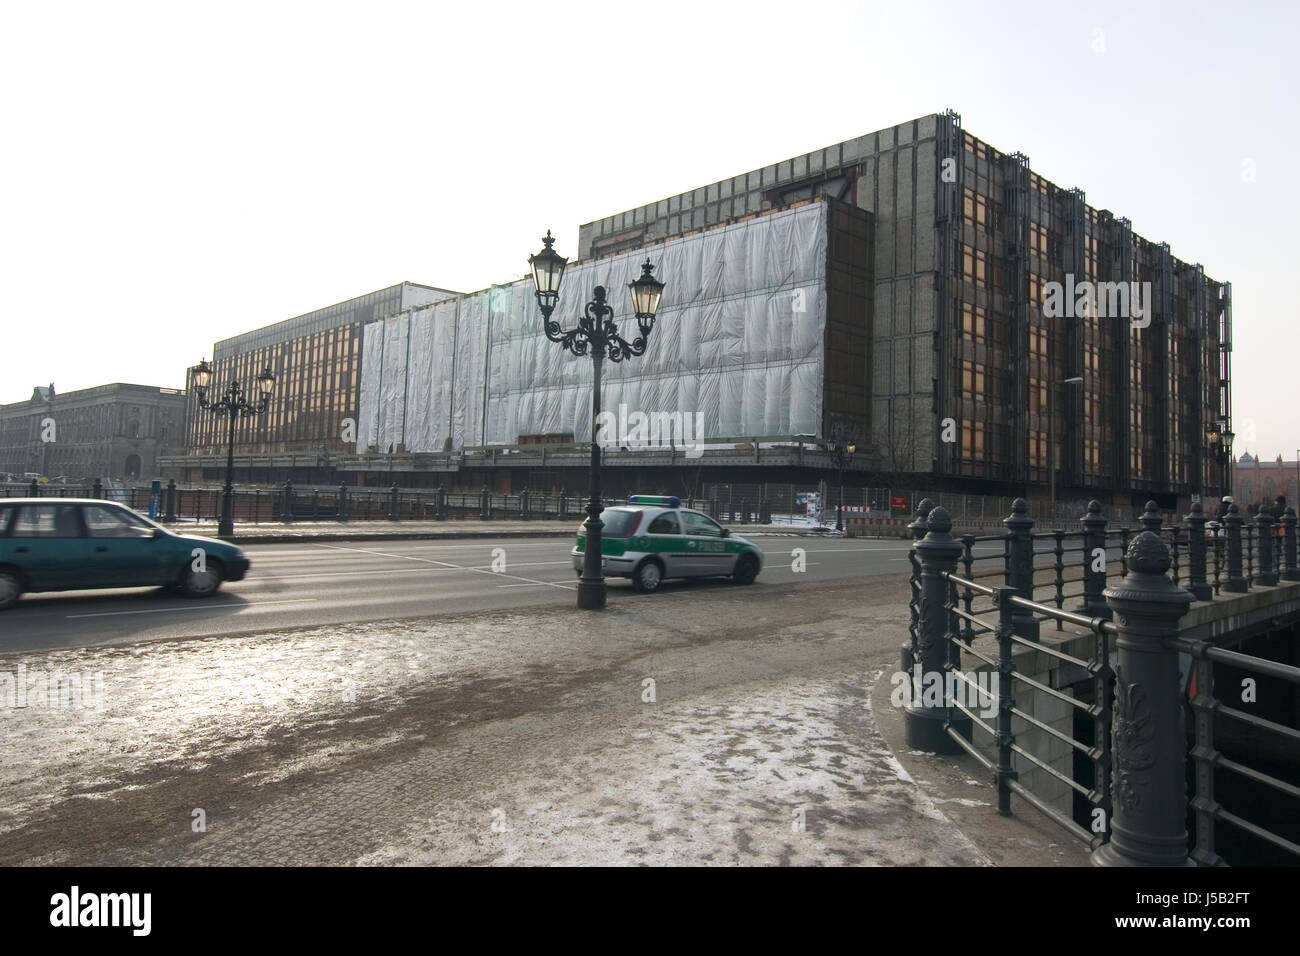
356;201;827;453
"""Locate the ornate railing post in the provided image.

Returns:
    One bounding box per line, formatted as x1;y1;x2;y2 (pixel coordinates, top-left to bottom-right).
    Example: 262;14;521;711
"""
1003;498;1039;641
1139;500;1163;536
435;485;446;521
1283;507;1300;582
520;487;530;521
991;586;1018;816
388;483;400;521
1094;531;1193;867
1224;503;1247;593
164;478;178;522
281;480;294;522
739;497;748;525
337;482;349;522
905;506;965;753
1184;500;1211;601
479;485;490;521
92;477;103;500
559;489;569;521
1188;641;1225;866
903;497;935;674
1078;500;1112;617
1256;508;1277;586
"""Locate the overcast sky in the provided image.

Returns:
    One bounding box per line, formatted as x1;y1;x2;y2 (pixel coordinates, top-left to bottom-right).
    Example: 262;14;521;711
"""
1;0;1295;458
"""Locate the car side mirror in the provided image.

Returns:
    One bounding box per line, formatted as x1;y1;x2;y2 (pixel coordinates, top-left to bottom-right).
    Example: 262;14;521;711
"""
721;528;731;538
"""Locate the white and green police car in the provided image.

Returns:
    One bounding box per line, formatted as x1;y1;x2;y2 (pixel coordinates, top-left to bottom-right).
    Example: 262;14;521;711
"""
571;495;763;593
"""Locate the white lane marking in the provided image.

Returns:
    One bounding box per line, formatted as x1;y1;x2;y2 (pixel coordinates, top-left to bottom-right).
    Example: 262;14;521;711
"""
67;599;315;619
244;560;575;584
314;543;577;591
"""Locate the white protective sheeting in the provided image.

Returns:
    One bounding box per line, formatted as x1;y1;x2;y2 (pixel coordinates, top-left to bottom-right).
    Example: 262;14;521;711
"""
356;201;827;453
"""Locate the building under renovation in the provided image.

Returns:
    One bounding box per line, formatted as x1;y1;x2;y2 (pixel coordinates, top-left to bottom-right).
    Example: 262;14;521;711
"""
165;110;1232;512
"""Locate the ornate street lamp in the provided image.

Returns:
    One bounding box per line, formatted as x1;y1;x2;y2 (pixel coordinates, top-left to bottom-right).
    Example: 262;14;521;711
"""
826;422;857;532
529;231;665;610
193;358;276;538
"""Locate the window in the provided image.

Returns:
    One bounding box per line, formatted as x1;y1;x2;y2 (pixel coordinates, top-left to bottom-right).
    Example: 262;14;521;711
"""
681;510;723;538
1030;327;1048;359
85;505;155;539
1030;430;1048;466
1085;346;1100;373
1030;378;1047;413
963;187;987;226
961;303;985;343
961;421;986;459
962;361;986;399
1030;222;1049;257
12;504;81;538
646;512;680;535
963;132;988;160
1029;273;1048;307
1085;439;1100;469
963;246;986;287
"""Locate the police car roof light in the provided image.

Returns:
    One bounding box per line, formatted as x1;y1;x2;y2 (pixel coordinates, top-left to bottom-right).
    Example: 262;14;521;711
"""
628;495;680;508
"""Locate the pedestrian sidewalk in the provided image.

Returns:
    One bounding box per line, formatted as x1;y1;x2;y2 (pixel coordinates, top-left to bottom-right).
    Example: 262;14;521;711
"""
0;575;1088;866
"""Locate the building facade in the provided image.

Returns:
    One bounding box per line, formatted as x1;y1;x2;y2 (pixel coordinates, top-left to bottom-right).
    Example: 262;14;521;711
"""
1233;453;1300;512
171;282;458;480
0;383;186;480
580;110;1232;510
161;112;1231;510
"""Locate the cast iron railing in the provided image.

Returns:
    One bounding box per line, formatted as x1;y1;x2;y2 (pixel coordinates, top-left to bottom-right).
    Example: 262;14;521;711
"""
907;500;1300;866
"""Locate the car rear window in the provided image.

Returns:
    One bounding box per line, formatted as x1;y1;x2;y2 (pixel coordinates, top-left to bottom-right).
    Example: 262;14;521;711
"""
599;509;642;538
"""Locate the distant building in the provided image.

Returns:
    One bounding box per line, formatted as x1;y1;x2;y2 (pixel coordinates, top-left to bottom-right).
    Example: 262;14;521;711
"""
0;383;186;479
166;281;458;482
1233;453;1299;511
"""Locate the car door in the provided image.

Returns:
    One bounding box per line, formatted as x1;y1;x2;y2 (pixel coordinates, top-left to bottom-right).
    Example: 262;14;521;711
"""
679;509;731;575
643;510;685;577
7;503;93;591
82;503;172;587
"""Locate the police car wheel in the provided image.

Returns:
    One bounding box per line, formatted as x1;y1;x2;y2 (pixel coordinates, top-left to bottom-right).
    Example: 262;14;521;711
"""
632;559;664;593
732;554;759;585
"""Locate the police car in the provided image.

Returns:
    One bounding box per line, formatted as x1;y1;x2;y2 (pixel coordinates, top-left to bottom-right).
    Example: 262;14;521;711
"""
572;495;763;593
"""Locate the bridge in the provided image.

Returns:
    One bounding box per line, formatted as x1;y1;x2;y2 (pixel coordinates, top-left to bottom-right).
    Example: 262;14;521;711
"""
904;497;1300;866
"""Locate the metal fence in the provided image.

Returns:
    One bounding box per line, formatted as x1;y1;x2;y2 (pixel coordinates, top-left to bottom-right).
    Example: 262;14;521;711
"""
0;481;714;524
906;496;1300;866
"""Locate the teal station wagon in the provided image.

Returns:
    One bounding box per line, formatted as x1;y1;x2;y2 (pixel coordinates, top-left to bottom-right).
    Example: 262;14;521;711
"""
0;499;250;610
572;495;763;593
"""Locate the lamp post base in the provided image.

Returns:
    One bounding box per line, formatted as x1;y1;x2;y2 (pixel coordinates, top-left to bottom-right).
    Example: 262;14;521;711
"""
577;578;607;610
218;488;235;538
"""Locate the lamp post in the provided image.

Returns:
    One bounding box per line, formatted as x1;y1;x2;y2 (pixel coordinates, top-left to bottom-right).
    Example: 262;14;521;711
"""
1047;375;1084;524
192;358;276;538
826;422;856;532
529;230;665;610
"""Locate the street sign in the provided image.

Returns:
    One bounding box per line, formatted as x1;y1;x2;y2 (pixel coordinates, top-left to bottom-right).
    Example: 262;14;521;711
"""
890;495;908;511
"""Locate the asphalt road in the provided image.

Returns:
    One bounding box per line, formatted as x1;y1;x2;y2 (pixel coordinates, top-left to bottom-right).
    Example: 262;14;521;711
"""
0;533;985;654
